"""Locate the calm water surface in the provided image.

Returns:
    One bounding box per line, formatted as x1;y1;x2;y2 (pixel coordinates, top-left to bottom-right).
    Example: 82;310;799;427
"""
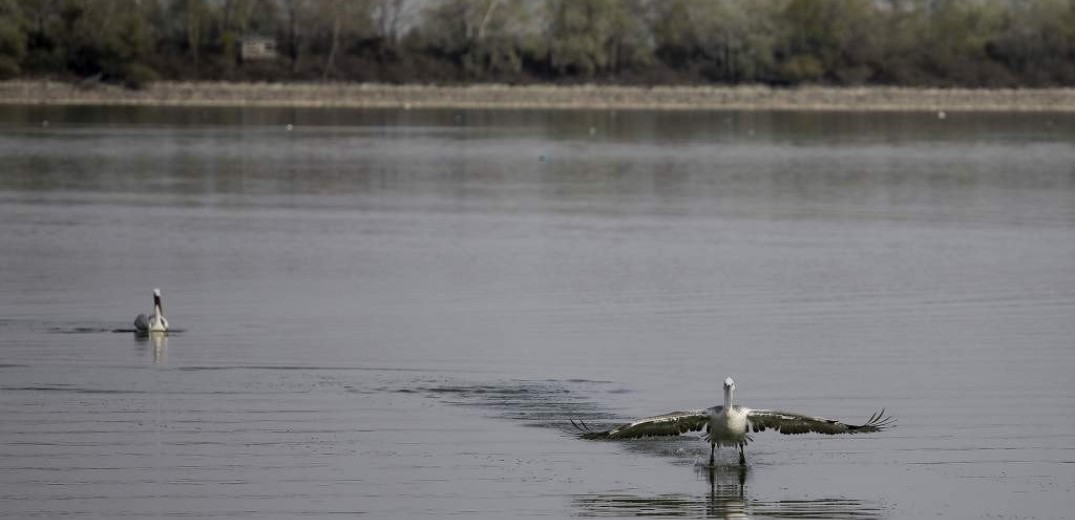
1;106;1074;519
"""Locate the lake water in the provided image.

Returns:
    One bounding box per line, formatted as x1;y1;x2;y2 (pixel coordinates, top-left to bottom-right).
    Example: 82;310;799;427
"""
1;106;1073;519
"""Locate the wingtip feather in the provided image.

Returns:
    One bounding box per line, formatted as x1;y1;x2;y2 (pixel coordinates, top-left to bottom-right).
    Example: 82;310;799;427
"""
853;408;895;432
571;418;613;439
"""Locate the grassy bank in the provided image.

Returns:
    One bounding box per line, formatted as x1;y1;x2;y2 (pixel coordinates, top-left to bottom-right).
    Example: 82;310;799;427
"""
2;81;1075;112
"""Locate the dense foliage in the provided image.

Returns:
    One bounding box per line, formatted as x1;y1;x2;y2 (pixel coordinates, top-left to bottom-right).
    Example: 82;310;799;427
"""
3;0;1075;88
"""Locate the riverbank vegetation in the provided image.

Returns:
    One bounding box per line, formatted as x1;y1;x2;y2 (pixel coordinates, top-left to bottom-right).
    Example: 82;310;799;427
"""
2;0;1075;89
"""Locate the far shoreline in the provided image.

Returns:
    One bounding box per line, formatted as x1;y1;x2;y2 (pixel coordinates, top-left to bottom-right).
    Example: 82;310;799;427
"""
2;80;1075;112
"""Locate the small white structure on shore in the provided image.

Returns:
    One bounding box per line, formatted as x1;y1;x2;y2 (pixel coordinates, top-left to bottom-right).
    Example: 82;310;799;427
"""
240;36;277;62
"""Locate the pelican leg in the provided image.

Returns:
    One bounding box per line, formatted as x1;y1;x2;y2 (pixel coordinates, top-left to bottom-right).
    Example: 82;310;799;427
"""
738;444;746;465
709;443;716;466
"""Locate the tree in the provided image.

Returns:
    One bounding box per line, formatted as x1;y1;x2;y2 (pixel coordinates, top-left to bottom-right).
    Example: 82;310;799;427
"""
604;0;651;75
183;0;209;72
281;0;307;72
25;0;158;86
650;0;782;83
870;0;931;85
374;0;415;46
0;0;28;78
779;0;879;84
311;0;374;80
14;0;61;73
416;0;537;78
988;0;1075;85
545;0;621;77
919;0;1009;86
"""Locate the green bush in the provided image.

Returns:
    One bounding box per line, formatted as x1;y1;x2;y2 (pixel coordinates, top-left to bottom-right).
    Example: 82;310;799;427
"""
780;55;824;83
121;63;159;90
0;55;19;78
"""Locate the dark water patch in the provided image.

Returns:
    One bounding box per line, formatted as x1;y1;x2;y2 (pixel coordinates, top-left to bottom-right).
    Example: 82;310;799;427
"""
417;380;618;430
48;326;119;334
175;365;425;372
0;385;148;395
350;383;422;396
0;385;253;396
424;384;567;396
0;364;29;369
590;433;709;464
39;326;188;334
177;365;323;371
414;379;707;462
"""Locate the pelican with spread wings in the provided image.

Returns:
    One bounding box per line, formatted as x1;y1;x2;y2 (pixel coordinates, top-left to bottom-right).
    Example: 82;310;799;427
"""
574;377;893;466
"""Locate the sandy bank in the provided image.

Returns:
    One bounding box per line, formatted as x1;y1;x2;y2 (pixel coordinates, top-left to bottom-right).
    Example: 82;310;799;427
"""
2;81;1074;112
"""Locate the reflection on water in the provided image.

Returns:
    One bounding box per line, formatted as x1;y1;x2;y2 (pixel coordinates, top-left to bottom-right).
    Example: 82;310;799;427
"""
1;106;1073;228
1;106;1073;519
576;465;883;519
133;333;168;365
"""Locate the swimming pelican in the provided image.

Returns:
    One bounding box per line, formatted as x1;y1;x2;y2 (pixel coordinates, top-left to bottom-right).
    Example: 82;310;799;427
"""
575;377;893;466
133;288;169;333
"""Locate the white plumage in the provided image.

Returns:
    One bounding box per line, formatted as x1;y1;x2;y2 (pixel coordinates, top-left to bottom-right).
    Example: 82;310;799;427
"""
133;288;169;333
576;377;893;465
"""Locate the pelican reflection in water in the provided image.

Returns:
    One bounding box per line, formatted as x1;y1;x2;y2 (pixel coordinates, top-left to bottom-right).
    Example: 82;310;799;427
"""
151;333;166;364
133;328;168;364
575;377;893;465
574;465;883;520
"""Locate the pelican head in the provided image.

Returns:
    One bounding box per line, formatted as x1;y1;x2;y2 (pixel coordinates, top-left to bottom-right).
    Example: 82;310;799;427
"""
724;377;735;390
723;377;736;408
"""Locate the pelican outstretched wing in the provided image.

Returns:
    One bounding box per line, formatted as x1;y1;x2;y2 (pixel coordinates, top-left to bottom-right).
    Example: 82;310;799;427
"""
746;408;893;435
575;408;717;440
